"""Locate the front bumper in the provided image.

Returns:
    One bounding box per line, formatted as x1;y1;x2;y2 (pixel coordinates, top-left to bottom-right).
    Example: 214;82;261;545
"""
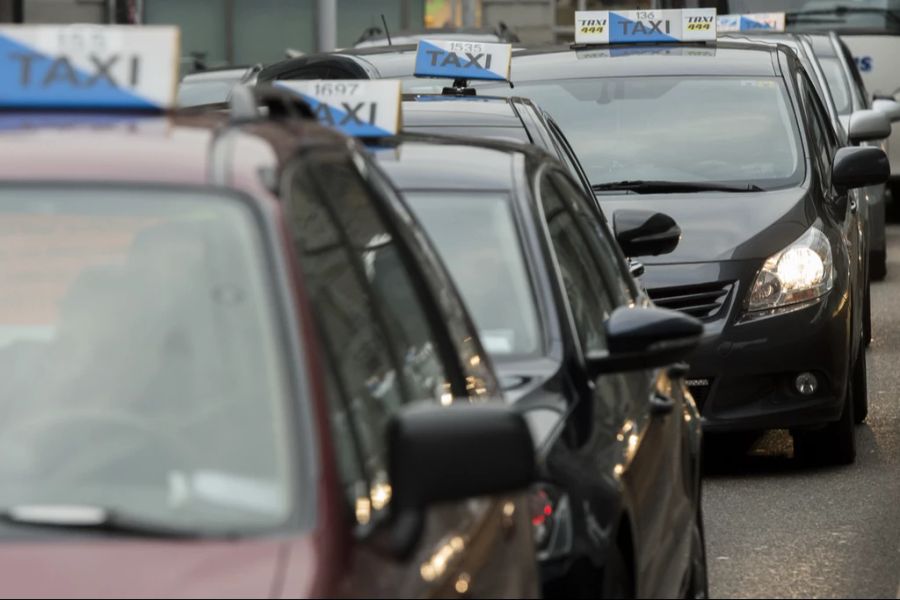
644;260;852;433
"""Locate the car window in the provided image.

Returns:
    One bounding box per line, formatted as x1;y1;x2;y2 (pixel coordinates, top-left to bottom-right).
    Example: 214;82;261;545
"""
362;161;498;398
798;72;837;190
478;76;804;191
550;171;636;305
539;172;617;354
0;187;294;534
405;191;543;358
285;152;458;512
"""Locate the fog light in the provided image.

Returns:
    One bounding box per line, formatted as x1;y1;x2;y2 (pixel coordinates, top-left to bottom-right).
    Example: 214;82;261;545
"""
795;372;818;395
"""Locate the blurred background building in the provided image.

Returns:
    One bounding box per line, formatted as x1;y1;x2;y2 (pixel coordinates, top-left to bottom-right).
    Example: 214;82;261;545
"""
3;0;648;70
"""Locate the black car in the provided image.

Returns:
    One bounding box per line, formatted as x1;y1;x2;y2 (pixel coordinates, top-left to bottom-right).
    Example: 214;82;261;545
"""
469;40;890;464
371;134;707;599
401;93;596;200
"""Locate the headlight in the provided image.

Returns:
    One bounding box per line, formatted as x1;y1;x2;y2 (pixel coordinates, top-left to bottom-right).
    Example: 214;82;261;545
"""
746;227;834;313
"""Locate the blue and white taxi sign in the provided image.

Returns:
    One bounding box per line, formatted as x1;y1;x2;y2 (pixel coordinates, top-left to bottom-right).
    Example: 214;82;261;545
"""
276;80;401;137
0;25;179;110
575;9;717;44
414;39;512;81
717;13;786;32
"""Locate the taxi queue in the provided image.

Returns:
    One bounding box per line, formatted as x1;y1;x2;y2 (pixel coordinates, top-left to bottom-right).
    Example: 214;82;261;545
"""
0;9;892;600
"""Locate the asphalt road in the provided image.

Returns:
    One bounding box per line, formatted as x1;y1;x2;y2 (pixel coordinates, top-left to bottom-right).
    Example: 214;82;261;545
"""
702;225;900;599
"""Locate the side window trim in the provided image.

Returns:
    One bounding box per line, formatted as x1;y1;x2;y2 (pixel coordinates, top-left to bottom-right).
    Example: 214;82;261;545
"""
547;167;639;304
545;116;597;202
356;152;481;399
301;159;417;403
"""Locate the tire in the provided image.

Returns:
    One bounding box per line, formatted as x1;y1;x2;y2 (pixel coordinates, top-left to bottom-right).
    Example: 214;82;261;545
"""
852;341;869;424
601;543;633;600
870;249;887;281
685;509;709;600
793;376;856;466
864;281;872;347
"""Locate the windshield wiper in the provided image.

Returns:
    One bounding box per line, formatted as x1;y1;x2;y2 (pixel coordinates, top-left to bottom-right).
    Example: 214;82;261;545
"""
0;504;195;539
787;6;900;26
591;180;765;194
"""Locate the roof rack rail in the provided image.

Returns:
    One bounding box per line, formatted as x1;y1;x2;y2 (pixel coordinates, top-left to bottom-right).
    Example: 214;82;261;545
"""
229;84;315;123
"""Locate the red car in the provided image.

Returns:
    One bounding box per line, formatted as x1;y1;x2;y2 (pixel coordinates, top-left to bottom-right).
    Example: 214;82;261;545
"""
0;84;539;597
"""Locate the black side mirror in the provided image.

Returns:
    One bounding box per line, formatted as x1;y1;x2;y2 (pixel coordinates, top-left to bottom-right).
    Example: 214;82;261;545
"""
384;402;534;555
847;109;892;144
832;146;890;190
587;306;703;375
614;210;681;257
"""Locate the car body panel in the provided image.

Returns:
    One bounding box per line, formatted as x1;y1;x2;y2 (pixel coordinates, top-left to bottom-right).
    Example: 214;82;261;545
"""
373;136;703;599
0;110;540;598
484;41;865;433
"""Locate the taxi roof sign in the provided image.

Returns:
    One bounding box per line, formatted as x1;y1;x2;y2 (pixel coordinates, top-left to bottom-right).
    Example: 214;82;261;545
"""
0;25;179;110
717;13;786;32
575;9;717;45
275;80;401;138
414;40;512;82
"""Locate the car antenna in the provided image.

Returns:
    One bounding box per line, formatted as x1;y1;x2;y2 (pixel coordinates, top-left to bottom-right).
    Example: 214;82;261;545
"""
381;14;393;46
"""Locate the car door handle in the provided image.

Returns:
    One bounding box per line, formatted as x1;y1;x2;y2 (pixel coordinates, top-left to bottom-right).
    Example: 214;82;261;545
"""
650;393;675;416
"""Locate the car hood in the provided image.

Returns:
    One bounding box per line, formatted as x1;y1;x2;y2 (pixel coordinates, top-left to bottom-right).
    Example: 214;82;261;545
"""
597;187;815;264
0;538;288;598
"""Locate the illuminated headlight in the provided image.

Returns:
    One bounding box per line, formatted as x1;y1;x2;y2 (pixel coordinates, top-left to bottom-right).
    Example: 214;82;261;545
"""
747;227;834;313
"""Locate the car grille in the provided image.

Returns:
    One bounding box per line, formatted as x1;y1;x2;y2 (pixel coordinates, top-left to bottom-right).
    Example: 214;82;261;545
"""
647;281;734;320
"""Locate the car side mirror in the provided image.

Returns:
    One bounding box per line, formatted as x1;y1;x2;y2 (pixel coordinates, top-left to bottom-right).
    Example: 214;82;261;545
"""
613;210;681;257
832;146;890;190
847;109;892;143
586;306;703;375
384;401;535;556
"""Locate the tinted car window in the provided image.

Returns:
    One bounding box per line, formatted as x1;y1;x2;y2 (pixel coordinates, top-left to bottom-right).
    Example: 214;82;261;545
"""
550;171;636;305
799;72;837;190
0;188;294;533
406;191;542;357
286;155;456;499
540;175;615;354
481;76;803;190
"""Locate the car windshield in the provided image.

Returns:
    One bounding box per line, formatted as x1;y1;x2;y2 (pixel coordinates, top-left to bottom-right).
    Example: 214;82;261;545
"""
404;192;542;357
0;188;293;535
478;76;803;190
818;57;854;114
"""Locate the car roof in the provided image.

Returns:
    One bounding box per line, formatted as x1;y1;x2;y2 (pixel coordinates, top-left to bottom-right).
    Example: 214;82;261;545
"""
0;111;347;187
370;134;540;192
505;41;783;80
402;95;524;128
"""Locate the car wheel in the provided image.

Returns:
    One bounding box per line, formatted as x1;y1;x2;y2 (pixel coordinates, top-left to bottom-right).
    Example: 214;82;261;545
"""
793;375;856;466
870;249;887;281
852;341;869;424
684;508;709;599
601;543;633;600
